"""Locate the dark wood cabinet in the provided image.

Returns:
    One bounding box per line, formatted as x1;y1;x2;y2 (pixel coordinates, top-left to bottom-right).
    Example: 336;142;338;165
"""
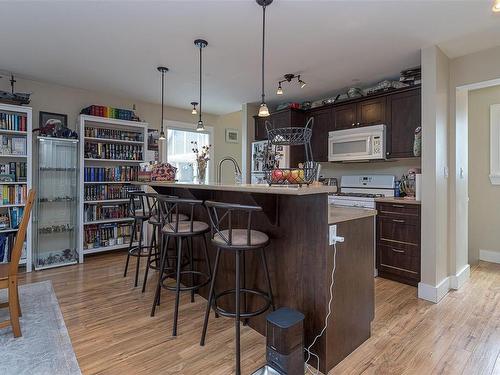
254;117;267;141
254;108;306;141
333;103;357;130
376;202;421;286
386;88;421;159
357;97;386;126
309;107;333;162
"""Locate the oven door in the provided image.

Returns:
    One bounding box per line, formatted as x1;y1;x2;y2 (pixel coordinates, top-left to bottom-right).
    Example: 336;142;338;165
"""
328;133;373;161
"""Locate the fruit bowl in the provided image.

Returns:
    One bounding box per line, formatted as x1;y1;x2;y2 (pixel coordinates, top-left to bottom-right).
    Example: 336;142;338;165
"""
264;163;318;186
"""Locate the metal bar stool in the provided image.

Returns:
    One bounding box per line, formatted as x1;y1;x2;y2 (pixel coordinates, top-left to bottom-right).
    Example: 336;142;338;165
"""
123;190;153;287
151;197;213;336
144;194;190;295
200;201;275;375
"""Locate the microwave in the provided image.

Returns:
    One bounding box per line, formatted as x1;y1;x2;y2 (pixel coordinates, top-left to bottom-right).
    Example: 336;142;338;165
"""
328;124;386;162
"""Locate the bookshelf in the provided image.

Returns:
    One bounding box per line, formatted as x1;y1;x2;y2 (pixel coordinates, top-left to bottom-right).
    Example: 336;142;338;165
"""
78;115;148;262
0;103;32;272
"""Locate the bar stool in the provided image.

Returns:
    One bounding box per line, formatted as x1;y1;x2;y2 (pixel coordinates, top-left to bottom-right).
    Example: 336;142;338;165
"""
151;197;213;336
142;193;189;293
200;201;275;375
123;190;153;287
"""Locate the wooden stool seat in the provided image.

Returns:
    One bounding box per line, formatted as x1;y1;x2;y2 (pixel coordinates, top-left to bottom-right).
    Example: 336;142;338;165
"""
162;221;209;235
213;229;269;248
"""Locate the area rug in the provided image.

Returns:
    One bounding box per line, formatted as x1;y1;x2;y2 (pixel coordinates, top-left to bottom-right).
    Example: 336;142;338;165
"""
0;280;81;375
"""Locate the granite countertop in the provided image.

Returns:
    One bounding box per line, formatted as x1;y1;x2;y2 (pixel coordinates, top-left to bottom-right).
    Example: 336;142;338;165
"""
374;197;421;205
328;205;377;224
134;181;338;196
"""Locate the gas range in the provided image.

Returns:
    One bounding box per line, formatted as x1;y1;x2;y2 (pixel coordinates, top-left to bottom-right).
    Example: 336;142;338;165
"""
328;175;395;209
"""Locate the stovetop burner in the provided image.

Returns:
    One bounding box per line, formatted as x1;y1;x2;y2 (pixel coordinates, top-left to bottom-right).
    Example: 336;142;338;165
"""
335;192;385;198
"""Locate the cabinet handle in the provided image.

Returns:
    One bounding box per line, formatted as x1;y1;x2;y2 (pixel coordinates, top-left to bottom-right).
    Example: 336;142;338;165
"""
391;248;405;254
351;123;355;127
392;204;405;208
392;219;405;223
356;122;360;126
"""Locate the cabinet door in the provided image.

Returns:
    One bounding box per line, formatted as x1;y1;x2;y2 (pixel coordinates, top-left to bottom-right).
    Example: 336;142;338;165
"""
309;107;333;162
333;103;357;130
387;88;421;159
270;111;291;129
254;117;268;141
356;97;386;126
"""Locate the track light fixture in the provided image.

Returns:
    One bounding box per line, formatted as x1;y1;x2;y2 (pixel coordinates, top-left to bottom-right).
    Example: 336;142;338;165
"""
191;101;198;115
157;66;169;141
276;73;307;95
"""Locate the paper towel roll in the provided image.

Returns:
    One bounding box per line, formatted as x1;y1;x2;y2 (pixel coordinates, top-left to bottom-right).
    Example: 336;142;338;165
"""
415;174;422;201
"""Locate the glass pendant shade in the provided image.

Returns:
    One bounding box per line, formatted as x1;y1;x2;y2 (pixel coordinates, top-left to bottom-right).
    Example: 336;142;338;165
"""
276;85;283;95
192;108;197;115
258;103;270;117
196;120;204;131
493;0;500;12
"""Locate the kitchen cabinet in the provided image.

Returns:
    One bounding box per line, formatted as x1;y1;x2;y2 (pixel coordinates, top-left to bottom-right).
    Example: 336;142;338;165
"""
309;107;333;162
254;108;306;141
386;88;421;159
333;97;386;130
376;202;421;286
333;103;357;130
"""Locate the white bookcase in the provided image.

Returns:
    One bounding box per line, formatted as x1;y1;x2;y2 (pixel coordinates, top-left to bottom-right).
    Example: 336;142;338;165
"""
78;115;148;262
0;103;33;272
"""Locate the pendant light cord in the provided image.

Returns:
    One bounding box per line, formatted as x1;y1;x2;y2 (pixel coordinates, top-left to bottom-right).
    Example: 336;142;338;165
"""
261;4;266;105
161;70;165;133
199;45;202;124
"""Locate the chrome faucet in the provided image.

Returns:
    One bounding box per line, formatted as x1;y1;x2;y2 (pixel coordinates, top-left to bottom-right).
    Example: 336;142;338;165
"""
217;156;242;184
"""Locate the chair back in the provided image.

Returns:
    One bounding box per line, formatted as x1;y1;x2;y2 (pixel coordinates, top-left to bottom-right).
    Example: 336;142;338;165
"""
127;191;150;218
204;201;262;247
157;196;201;233
9;189;36;276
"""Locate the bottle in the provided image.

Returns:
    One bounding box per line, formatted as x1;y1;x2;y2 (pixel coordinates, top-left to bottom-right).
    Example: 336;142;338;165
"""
394;180;401;197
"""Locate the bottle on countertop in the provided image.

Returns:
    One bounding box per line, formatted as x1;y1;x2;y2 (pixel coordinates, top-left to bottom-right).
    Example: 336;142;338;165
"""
394;180;401;197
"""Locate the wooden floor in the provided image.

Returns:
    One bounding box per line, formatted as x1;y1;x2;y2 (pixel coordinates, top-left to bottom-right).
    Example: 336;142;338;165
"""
16;252;500;375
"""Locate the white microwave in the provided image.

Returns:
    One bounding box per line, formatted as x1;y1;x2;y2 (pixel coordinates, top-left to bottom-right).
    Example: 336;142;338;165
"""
328;124;386;162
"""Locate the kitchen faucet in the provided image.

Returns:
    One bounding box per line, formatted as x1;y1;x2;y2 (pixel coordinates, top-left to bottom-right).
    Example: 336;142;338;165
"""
217;156;242;184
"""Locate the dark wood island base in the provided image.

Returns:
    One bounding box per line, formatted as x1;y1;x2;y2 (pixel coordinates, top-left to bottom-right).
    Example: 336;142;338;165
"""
139;182;375;374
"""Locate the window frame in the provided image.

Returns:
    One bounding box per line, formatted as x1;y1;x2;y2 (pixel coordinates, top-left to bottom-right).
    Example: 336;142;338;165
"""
164;120;214;183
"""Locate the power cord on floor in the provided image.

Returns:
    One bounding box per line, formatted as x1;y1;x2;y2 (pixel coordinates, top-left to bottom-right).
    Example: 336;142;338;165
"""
304;240;339;375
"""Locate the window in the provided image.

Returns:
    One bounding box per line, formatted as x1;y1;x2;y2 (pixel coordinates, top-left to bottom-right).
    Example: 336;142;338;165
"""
167;126;211;183
490;104;500;184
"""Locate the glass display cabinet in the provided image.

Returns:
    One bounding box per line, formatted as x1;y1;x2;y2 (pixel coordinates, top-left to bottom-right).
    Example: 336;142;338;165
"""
34;137;79;270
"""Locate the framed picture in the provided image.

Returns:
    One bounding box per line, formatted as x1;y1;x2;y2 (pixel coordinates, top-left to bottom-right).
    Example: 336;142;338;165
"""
39;111;68;129
148;128;159;151
225;128;239;143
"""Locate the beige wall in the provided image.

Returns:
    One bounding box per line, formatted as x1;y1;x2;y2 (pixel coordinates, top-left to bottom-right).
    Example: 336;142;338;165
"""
468;85;500;263
214;110;242;184
0;76;242;182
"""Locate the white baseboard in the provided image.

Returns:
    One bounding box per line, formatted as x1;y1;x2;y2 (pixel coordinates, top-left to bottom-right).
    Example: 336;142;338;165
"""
418;277;450;303
479;249;500;264
449;264;470;289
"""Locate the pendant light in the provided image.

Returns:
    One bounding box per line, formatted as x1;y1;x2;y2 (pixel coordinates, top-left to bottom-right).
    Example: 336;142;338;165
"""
257;0;273;117
194;39;208;131
493;0;500;12
191;101;198;115
157;66;169;140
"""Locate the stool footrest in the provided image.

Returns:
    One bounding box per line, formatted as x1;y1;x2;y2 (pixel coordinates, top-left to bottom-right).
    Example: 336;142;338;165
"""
213;288;272;319
128;245;154;257
160;270;210;292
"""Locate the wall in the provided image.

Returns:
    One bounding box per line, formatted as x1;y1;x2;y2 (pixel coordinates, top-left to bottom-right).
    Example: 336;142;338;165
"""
214;110;242;184
0;75;242;183
468;85;500;264
419;45;450;302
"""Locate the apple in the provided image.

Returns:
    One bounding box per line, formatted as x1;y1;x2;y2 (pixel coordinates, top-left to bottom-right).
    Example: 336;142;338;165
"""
271;168;284;183
288;169;305;184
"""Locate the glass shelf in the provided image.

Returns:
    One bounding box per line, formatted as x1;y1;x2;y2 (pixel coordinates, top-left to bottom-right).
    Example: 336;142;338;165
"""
34;137;79;270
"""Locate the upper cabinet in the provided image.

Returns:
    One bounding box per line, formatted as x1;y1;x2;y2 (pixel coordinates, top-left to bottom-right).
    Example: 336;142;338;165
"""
386;88;421;159
254;108;306;141
333;97;386;130
333;103;357;130
309;107;333;162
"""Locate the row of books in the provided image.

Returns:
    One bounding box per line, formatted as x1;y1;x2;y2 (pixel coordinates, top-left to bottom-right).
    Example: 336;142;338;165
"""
84;223;136;250
81;105;137;121
84;166;139;182
84;127;143;142
0;206;25;230
0;112;28;132
84;184;136;201
0;233;26;263
84;142;143;161
0;185;27;205
0;135;27;156
84;203;129;222
0;162;28;182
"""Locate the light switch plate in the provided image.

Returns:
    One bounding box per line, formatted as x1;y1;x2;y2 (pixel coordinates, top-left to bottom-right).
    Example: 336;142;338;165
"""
329;225;337;246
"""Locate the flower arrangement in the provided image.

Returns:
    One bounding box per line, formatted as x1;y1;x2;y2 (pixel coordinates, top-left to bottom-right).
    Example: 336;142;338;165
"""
191;141;211;183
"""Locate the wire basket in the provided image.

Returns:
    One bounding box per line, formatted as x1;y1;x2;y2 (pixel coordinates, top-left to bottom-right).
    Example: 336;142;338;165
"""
265;117;314;146
264;162;318;186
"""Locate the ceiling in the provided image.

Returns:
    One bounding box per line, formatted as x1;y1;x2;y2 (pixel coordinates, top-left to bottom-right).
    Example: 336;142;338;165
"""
0;0;499;115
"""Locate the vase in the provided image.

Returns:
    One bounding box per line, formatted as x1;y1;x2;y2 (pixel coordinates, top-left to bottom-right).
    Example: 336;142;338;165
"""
197;161;207;184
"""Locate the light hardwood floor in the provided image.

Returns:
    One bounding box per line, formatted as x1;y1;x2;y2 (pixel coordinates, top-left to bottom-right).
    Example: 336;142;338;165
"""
17;253;500;375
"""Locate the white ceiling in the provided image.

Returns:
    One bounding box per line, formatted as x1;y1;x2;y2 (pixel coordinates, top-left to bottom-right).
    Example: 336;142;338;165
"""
0;0;499;115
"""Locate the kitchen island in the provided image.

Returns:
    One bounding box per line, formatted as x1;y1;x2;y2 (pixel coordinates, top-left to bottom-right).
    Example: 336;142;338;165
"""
136;181;375;373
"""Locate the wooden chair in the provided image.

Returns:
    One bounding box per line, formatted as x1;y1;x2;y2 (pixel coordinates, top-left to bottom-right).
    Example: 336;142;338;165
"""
0;189;36;338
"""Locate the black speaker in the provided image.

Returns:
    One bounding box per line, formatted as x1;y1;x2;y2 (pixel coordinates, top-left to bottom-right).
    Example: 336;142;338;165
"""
265;307;305;375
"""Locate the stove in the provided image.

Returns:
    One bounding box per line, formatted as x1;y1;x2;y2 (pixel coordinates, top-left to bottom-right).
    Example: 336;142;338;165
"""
328;175;395;209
